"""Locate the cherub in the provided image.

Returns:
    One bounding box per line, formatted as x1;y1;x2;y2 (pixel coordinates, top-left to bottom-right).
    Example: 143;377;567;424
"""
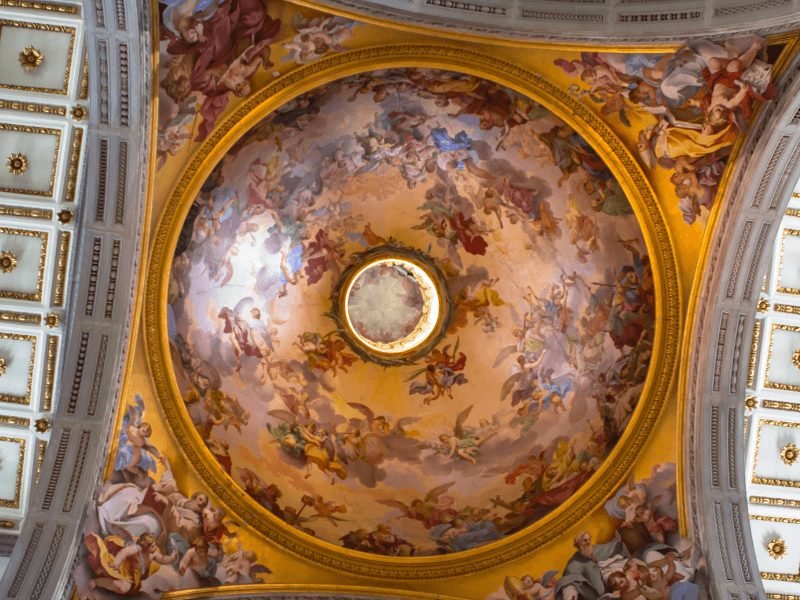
408;343;468;404
87;531;177;594
377;482;457;528
113;395;162;488
432;405;498;464
220;540;272;584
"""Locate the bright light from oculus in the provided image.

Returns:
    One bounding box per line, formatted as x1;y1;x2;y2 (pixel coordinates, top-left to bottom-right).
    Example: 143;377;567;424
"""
344;257;440;355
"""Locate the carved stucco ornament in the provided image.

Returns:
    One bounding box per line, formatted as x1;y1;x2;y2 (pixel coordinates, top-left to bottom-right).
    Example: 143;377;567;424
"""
0;251;17;273
780;443;799;466
18;46;43;71
767;538;788;559
5;153;27;176
0;358;6;378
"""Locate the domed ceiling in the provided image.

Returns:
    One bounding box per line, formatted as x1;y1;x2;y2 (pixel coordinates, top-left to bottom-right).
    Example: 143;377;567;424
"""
165;68;656;557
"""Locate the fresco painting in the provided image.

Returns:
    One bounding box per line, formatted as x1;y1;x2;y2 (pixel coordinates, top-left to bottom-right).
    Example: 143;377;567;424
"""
157;0;357;165
555;36;776;224
488;463;704;600
164;67;657;557
76;396;272;598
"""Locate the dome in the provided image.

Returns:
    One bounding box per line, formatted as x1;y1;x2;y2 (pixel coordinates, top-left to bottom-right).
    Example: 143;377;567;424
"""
164;68;657;558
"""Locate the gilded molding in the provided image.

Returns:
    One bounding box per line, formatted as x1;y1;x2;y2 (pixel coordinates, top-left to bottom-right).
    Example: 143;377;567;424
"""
143;44;681;579
0;436;25;508
0;227;47;302
762;399;800;412
52;230;69;307
164;584;469;599
748;319;761;388
0;332;36;405
751;514;800;524
0;205;52;220
762;572;800;582
0;123;60;197
768;595;800;600
64;127;82;202
773;303;800;314
34;439;45;481
0;520;13;529
0;311;40;325
0;20;75;95
750;496;800;507
0;97;67;116
78;51;88;100
41;334;56;411
0;0;78;13
0;415;30;428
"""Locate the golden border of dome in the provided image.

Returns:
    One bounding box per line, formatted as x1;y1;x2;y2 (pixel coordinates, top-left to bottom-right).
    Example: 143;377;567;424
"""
144;43;681;579
163;583;467;599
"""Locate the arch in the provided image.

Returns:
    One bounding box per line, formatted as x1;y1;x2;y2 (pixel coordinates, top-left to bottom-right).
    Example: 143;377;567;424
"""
0;0;155;597
683;40;800;599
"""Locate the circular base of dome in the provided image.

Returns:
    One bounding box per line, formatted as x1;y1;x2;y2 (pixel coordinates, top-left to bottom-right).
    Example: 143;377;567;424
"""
333;245;451;366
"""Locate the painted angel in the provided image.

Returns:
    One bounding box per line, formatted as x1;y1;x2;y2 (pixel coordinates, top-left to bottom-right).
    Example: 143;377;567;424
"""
408;343;468;404
376;482;457;528
430;405;497;464
113;395;162;488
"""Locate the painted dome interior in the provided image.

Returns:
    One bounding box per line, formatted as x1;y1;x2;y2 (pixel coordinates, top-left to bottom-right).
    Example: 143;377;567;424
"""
166;68;657;557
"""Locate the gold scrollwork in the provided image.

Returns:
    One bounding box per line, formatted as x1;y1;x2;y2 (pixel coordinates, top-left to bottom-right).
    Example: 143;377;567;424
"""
0;98;66;116
0;358;6;378
762;572;800;582
0;205;51;220
18;46;43;71
41;334;56;411
748;319;762;388
0;311;40;325
64;127;82;202
762;399;800;412
142;44;682;579
34;439;46;482
0;415;29;427
0;0;78;13
52;230;69;306
751;495;800;507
